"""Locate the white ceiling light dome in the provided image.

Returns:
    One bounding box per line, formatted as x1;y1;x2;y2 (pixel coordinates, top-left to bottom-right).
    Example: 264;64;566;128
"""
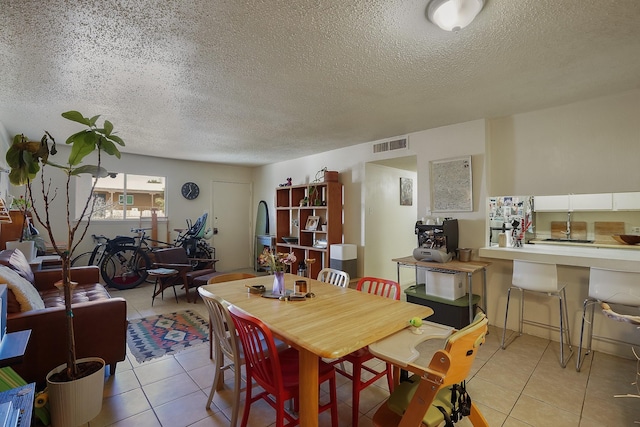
427;0;484;32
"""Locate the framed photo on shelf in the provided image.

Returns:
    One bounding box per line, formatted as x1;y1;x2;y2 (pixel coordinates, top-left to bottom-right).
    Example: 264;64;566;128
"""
305;216;320;231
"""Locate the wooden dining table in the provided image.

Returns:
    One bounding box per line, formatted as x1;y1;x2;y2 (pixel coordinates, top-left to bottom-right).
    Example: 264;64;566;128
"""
201;273;433;427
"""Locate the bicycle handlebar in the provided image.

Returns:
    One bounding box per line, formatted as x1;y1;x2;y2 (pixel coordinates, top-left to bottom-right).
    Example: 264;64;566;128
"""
130;228;152;234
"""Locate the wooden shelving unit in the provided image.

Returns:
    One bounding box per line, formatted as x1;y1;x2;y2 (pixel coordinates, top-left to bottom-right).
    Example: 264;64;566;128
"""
275;182;343;279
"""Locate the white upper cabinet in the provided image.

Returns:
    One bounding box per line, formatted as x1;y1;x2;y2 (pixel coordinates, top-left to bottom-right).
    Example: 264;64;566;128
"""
534;192;638;211
569;193;613;211
613;192;640;210
533;195;569;212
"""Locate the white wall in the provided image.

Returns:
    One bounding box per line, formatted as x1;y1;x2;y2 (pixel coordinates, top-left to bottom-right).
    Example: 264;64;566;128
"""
489;89;640;196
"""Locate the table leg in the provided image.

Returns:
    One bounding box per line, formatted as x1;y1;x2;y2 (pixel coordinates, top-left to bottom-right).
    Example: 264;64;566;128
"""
298;348;319;427
482;267;488;314
467;272;473;323
152;278;158;306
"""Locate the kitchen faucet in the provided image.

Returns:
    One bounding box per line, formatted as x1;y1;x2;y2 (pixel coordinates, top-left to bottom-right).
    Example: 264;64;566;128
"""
563;211;571;239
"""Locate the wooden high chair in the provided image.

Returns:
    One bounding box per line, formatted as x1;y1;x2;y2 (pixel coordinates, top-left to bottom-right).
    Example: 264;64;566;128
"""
369;313;489;427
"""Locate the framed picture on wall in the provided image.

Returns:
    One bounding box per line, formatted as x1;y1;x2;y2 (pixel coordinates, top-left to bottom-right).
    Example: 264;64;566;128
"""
430;156;473;212
305;216;320;231
400;177;413;206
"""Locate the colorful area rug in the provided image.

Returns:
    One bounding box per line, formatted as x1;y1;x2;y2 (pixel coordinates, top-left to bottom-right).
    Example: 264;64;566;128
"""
127;310;209;363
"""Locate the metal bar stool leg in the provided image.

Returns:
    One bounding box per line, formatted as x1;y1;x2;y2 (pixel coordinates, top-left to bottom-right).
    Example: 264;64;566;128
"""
557;287;573;368
576;297;597;371
518;288;525;336
501;286;513;349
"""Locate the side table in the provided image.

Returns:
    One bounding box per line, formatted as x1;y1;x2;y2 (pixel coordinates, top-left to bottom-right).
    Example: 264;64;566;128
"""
148;268;179;305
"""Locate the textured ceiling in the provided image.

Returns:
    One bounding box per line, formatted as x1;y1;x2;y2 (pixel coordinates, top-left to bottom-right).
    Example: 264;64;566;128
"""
1;0;639;166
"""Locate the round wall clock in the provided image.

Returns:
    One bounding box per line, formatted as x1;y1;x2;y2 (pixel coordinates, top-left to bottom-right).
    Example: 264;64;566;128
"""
181;182;200;200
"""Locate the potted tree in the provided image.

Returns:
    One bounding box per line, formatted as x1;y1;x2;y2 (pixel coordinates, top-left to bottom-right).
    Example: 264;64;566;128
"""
6;111;124;426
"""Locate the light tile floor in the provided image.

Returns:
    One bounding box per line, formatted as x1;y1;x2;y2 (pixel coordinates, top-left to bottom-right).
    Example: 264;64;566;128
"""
84;281;639;426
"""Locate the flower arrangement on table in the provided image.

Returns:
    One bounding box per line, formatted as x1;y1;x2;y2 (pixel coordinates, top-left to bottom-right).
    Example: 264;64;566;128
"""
258;247;296;273
259;248;296;295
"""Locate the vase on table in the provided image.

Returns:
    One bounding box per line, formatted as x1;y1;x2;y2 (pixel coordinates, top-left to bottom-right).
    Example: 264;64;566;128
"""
272;271;285;295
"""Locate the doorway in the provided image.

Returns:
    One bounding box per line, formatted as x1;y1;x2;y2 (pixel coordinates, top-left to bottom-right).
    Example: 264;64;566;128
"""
363;156;417;284
211;181;252;271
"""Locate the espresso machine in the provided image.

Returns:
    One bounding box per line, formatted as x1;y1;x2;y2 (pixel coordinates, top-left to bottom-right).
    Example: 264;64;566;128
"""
412;218;459;263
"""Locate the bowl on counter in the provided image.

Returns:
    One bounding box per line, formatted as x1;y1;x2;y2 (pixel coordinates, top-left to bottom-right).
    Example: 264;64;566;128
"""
282;236;299;244
612;235;640;245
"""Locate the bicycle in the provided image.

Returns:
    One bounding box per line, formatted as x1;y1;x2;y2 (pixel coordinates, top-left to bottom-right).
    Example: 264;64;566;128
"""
71;232;151;290
91;213;215;290
71;234;110;267
170;213;215;268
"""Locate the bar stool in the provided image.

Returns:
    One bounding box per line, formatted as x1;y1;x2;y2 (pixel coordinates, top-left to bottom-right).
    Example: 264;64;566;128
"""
501;260;573;367
576;267;640;371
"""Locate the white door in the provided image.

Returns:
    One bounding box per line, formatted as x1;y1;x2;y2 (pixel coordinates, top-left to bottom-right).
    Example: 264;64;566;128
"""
211;181;252;271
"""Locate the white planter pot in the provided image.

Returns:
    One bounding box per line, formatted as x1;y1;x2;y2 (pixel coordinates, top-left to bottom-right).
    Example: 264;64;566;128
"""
5;240;36;262
46;357;105;427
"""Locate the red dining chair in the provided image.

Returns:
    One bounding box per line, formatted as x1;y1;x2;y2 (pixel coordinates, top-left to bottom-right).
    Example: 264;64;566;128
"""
332;276;401;427
228;305;339;427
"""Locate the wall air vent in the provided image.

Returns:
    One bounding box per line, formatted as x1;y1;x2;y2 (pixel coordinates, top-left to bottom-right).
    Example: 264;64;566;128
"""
389;138;408;150
372;137;408;154
373;141;389;153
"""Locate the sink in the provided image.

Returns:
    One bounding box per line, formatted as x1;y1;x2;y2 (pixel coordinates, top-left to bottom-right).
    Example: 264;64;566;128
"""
543;238;594;243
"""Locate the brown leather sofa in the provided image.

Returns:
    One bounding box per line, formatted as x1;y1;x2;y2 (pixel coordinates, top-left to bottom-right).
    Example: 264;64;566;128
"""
0;249;128;386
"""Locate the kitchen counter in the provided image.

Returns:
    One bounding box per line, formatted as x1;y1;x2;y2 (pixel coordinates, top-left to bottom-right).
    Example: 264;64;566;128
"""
479;243;640;271
528;239;640;250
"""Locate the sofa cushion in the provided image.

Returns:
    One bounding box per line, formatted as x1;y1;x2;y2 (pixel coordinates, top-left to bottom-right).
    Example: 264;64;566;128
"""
39;283;111;308
0;249;34;283
0;265;45;312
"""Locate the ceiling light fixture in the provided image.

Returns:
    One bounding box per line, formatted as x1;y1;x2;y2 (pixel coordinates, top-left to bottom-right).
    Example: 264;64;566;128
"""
427;0;484;32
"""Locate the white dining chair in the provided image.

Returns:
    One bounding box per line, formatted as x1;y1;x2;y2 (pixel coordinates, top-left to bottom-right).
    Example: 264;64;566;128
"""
198;287;243;427
576;267;640;371
501;260;573;367
317;267;350;287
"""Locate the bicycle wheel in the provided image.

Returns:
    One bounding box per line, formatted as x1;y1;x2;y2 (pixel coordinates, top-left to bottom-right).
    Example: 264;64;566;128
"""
192;242;213;270
101;246;150;290
71;252;94;267
72;244;107;267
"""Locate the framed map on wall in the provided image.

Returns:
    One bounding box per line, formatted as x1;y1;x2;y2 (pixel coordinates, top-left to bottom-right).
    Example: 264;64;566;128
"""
430;156;473;212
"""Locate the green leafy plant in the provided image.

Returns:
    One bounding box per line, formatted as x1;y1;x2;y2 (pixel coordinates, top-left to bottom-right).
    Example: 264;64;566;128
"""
6;110;124;380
